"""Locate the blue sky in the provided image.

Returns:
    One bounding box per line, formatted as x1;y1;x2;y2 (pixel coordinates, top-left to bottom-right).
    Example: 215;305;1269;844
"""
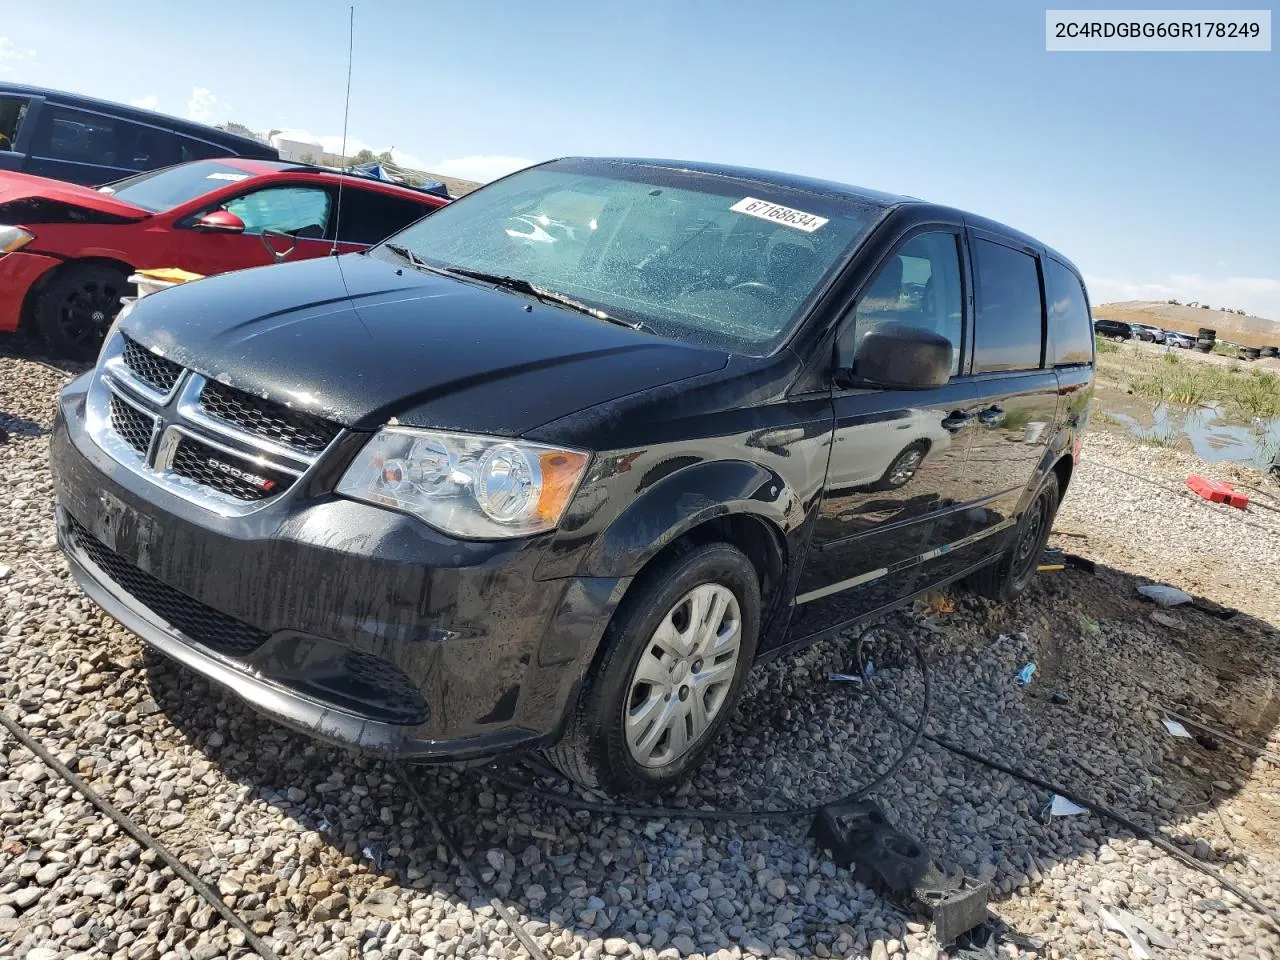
3;0;1278;316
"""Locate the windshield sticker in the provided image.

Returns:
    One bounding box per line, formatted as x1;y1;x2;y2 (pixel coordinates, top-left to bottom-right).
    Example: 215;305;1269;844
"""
206;172;250;182
730;197;828;233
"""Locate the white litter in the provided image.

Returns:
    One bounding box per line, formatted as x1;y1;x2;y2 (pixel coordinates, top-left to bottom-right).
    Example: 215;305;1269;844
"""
1100;906;1175;958
1137;584;1193;607
1162;718;1192;738
1048;795;1088;817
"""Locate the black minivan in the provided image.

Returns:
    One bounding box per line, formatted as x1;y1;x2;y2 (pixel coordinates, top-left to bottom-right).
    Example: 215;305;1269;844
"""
50;158;1095;794
0;83;278;186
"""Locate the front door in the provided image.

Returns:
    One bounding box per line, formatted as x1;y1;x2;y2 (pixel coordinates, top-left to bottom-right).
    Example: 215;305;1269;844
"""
786;228;978;644
172;184;336;275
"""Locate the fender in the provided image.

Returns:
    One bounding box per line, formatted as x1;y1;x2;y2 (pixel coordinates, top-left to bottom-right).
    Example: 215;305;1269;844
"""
579;458;804;579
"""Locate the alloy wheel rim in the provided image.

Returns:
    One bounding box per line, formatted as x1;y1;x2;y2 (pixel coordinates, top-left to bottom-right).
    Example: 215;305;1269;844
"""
625;583;741;768
889;449;923;485
59;279;122;346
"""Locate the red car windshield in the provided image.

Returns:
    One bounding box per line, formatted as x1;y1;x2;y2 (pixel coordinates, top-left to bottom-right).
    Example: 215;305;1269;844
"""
98;161;260;212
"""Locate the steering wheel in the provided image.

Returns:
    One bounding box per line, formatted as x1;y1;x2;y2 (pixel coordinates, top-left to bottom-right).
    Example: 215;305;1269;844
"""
731;281;778;299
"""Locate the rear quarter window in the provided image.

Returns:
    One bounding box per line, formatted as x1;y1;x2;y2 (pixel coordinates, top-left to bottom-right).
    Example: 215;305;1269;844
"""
1044;259;1093;365
336;189;436;245
972;238;1044;373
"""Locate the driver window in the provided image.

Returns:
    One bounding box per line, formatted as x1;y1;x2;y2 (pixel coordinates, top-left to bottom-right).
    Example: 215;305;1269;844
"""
842;231;964;376
223;187;331;238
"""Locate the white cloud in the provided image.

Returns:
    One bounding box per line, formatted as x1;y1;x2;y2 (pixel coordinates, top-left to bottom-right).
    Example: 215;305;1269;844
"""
1085;272;1280;320
187;87;231;125
131;94;159;111
0;37;37;76
428;155;534;183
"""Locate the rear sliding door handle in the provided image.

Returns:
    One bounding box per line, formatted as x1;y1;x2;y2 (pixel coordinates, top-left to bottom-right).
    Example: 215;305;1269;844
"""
941;410;975;432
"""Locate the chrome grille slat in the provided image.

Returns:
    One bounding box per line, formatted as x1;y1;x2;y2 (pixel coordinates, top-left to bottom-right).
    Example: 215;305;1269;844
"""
86;331;343;516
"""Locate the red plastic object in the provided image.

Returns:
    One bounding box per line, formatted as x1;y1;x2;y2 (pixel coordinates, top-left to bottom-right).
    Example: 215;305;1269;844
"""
1186;475;1249;509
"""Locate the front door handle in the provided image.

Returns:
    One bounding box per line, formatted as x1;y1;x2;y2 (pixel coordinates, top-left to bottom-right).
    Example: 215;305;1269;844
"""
941;410;975;432
977;405;1004;426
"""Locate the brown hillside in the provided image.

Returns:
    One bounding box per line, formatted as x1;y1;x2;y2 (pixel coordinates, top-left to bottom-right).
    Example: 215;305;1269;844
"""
1094;300;1280;348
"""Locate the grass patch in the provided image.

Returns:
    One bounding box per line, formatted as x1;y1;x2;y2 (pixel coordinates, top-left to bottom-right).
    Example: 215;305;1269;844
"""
1091;410;1121;426
1138;429;1180;449
1095;336;1119;355
1212;342;1238;357
1098;349;1280;419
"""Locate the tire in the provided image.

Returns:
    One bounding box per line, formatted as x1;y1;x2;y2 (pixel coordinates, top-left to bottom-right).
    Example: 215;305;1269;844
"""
964;472;1060;603
546;542;761;795
1111;334;1125;342
1198;328;1216;339
870;441;928;491
36;263;133;362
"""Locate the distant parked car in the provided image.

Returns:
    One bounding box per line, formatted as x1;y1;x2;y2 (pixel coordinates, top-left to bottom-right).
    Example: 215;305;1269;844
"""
0;158;447;358
1094;318;1132;341
1130;323;1165;343
0;84;279;187
1163;330;1195;349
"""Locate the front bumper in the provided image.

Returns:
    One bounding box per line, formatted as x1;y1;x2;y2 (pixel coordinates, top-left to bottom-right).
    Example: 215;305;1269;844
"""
0;251;61;334
50;374;626;760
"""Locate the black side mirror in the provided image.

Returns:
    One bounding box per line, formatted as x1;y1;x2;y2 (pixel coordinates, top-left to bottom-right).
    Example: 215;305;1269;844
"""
841;322;953;390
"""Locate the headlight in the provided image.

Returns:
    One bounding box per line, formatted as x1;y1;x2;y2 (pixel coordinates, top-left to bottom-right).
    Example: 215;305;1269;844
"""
336;427;590;539
0;225;34;254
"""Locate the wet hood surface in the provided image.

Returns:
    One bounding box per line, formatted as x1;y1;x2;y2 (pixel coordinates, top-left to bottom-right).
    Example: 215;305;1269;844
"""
122;253;729;435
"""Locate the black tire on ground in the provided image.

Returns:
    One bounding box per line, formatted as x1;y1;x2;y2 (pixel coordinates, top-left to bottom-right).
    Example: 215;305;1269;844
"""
870;441;928;491
36;263;133;361
1260;347;1278;358
1195;339;1214;352
963;472;1060;604
1244;348;1261;360
546;542;761;795
1198;328;1216;339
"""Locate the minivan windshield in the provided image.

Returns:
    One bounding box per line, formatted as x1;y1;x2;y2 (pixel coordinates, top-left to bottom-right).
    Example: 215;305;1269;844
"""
98;160;258;212
377;159;885;354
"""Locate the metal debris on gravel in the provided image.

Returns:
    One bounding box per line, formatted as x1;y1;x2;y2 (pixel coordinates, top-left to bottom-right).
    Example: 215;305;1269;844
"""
2;354;1278;960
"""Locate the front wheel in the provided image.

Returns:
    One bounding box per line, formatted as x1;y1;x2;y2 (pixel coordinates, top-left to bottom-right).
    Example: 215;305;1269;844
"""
36;263;133;361
547;542;760;795
964;472;1060;603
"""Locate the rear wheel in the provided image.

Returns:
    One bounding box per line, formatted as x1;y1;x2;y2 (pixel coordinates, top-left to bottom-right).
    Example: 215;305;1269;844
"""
964;472;1060;603
547;542;760;795
36;263;132;361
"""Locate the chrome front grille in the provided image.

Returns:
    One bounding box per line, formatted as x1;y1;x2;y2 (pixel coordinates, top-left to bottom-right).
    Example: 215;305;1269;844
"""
122;335;183;394
87;331;342;515
200;380;341;453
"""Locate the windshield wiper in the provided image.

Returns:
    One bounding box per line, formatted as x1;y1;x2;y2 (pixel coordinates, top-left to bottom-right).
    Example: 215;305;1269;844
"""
443;266;647;331
383;243;429;269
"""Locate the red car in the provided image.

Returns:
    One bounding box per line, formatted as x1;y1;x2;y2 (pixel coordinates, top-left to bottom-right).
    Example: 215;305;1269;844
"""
0;158;448;358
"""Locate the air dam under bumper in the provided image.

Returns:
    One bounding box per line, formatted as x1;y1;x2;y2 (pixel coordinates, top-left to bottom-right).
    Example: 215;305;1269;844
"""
49;378;626;760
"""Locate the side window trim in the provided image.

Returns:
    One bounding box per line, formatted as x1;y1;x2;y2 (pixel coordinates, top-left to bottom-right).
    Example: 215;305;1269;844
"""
833;223;969;381
967;229;1048;375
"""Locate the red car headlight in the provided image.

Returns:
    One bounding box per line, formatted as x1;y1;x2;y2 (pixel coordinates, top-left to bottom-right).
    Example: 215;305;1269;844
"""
0;226;34;254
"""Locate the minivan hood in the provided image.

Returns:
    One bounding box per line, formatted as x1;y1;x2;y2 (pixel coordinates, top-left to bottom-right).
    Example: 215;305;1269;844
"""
122;253;730;435
0;171;150;221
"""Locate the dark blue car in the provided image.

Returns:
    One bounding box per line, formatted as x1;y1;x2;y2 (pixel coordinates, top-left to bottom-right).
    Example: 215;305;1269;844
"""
0;83;278;186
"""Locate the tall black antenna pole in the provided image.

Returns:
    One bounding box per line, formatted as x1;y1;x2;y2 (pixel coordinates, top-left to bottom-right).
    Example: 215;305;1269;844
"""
332;5;354;255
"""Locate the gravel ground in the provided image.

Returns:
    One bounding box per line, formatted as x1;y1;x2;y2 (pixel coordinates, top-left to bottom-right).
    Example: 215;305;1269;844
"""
2;353;1279;960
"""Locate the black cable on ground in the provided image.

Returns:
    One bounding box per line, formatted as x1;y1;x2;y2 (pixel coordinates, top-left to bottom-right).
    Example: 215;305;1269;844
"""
481;625;929;822
850;647;1280;937
398;765;550;960
0;710;281;960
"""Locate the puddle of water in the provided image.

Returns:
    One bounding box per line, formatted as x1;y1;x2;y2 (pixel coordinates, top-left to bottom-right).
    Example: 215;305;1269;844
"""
1094;385;1280;470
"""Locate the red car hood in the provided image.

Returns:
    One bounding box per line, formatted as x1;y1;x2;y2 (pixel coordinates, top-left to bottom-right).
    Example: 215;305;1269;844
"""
0;171;149;221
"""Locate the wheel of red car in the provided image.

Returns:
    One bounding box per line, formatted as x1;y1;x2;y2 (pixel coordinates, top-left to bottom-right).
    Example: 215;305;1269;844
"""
36;263;133;362
546;542;760;795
